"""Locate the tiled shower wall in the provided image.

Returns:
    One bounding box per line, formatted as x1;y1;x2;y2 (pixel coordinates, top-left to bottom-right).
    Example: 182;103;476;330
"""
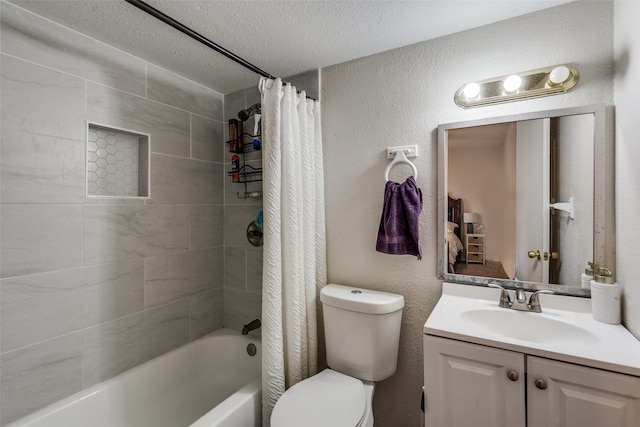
0;2;225;423
222;87;264;330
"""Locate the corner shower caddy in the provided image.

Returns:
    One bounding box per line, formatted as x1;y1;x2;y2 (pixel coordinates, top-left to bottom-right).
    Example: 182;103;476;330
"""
226;128;262;199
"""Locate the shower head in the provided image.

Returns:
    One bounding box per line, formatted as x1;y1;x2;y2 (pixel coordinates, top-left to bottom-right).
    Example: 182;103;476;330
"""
238;103;261;121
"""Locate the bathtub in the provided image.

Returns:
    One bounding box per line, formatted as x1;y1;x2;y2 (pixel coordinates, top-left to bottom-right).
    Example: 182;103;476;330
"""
8;328;262;427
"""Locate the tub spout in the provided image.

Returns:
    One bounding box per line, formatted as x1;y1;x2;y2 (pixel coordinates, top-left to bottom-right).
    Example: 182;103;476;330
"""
242;319;261;335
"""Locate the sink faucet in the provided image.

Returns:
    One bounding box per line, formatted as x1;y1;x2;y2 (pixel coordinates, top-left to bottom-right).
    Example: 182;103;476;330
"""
242;318;261;335
487;284;554;313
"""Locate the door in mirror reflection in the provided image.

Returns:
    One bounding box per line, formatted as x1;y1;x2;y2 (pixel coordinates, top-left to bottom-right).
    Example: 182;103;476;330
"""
515;118;550;283
447;113;593;285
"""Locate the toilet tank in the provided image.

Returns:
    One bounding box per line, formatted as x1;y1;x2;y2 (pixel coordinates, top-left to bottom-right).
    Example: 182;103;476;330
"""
320;284;404;382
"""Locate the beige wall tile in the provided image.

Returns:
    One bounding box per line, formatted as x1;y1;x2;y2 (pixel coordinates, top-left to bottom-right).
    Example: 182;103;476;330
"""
0;204;83;278
148;154;223;205
1;334;83;425
147;64;223;120
145;247;223;308
1;2;146;96
87;83;190;158
83;205;190;265
82;300;189;387
1;260;144;352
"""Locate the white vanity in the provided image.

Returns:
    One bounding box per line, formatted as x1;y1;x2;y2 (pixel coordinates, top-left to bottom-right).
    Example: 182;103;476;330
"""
423;282;640;427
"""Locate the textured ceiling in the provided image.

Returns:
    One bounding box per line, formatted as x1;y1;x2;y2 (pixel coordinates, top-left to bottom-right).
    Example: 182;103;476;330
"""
9;0;573;94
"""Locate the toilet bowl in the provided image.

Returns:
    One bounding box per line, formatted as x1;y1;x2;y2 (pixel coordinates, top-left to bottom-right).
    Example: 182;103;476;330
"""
270;369;374;427
270;284;403;427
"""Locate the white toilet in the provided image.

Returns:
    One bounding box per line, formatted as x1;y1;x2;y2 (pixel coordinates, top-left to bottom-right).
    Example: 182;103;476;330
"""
271;283;404;427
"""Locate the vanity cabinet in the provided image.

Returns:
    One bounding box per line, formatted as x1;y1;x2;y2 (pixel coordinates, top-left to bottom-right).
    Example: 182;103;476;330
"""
424;336;525;427
527;356;640;427
424;335;640;427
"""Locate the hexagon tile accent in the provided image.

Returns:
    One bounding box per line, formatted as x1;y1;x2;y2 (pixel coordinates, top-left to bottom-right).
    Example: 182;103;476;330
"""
87;127;140;196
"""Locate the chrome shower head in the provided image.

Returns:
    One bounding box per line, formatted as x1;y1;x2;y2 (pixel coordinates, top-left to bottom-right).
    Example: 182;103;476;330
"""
238;103;261;121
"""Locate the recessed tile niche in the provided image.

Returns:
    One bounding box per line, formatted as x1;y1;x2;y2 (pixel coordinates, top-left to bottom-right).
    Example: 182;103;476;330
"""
86;123;150;198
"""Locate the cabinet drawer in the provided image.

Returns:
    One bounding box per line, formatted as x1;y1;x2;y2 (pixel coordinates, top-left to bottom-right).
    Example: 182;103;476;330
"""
468;235;484;243
468;244;483;253
468;252;483;261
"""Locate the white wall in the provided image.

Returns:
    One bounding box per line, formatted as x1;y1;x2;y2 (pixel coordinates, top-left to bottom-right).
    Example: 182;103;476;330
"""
614;0;640;338
322;2;613;425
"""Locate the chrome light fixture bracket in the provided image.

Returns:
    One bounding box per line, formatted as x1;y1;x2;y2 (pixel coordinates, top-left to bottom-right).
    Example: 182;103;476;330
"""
454;64;579;109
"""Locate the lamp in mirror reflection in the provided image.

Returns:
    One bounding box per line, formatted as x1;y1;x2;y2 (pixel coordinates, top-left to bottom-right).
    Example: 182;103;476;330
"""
463;212;479;234
455;64;579;108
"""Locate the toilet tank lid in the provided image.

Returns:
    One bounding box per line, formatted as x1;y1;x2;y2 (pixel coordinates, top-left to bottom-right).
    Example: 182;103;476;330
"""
320;284;404;314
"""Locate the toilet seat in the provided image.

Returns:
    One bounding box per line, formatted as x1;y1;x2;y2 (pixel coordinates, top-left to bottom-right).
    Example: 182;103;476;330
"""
271;369;366;427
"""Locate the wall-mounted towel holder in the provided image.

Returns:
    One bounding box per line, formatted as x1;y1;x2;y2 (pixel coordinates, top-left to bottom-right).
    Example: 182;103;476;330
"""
385;145;418;181
550;196;574;220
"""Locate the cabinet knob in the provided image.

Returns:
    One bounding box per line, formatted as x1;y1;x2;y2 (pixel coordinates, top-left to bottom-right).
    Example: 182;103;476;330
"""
534;378;548;390
507;370;519;382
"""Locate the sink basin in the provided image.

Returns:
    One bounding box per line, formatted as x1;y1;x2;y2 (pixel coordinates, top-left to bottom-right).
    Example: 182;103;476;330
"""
459;308;598;345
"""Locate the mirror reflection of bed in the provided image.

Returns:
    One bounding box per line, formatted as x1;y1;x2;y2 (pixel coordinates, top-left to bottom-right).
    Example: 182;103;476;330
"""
447;195;509;279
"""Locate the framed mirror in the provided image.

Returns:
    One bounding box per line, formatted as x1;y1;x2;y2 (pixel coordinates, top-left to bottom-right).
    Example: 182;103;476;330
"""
437;105;614;296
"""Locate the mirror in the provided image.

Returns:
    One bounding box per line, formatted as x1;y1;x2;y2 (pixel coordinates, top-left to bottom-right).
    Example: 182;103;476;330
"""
438;105;614;295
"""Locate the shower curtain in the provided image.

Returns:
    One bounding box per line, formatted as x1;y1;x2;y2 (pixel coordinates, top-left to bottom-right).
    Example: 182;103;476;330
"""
259;77;327;426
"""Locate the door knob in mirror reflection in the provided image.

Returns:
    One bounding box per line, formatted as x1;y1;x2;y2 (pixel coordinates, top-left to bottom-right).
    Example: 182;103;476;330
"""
528;250;541;260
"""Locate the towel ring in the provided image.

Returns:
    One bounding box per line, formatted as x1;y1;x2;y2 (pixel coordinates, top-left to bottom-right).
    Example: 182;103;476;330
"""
385;149;418;181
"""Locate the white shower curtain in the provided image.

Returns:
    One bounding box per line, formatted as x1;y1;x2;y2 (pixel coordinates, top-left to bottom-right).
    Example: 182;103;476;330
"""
259;77;327;426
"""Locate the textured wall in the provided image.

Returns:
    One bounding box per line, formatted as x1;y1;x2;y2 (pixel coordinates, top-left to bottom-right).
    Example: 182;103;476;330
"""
321;2;614;425
614;0;640;338
0;2;225;423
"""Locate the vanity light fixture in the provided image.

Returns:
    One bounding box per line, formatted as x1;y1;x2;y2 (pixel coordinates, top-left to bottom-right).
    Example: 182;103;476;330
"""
454;64;579;108
463;82;480;99
503;75;522;92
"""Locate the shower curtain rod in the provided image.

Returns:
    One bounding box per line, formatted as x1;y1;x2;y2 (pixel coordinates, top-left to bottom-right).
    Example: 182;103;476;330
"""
124;0;276;80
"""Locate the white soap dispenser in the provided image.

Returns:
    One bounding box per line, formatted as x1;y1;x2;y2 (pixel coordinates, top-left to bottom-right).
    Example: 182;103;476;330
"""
590;267;621;324
581;262;594;289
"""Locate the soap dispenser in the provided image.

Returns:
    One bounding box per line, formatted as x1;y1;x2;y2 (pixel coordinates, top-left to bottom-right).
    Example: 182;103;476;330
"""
590;267;621;324
581;262;594;289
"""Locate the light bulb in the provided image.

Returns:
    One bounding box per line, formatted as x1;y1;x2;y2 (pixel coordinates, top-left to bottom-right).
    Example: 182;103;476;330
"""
549;65;571;84
463;82;480;99
503;75;522;92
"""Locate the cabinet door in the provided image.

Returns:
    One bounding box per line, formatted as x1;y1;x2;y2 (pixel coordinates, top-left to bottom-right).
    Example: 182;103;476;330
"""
424;335;525;427
528;356;640;427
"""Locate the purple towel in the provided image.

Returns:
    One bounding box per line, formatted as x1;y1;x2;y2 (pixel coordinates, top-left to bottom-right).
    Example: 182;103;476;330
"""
376;176;423;260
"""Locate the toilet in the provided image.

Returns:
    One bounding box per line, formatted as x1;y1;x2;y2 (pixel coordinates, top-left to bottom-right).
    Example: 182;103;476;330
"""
271;284;404;427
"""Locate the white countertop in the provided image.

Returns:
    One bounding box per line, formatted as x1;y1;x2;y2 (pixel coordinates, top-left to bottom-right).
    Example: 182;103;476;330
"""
424;282;640;376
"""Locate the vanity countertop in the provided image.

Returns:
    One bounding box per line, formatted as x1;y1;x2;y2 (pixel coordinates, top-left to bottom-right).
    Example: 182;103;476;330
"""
425;282;640;376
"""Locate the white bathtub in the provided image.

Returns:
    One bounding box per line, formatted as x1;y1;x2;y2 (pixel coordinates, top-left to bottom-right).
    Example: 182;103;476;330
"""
7;328;262;427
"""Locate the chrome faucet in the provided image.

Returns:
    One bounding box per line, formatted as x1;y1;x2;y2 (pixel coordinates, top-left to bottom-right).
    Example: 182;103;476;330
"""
487;284;554;313
242;318;261;335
